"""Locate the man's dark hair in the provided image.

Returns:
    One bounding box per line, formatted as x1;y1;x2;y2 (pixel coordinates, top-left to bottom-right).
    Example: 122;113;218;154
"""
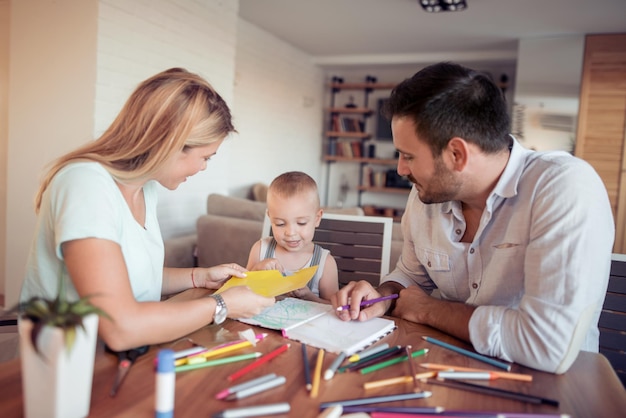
382;62;511;156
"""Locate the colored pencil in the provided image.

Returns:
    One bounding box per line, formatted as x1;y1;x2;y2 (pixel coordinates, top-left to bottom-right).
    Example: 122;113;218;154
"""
212;402;291;418
227;344;290;381
302;343;312;390
363;371;436;389
405;345;421;391
341;406;444;414
348;346;405;371
324;351;347;381
340;345;402;372
426;378;559;406
359;348;429;375
311;348;325;398
336;294;399;311
348;343;390;362
225;375;286;400
215;373;278;400
319;391;432;408
419;362;533;382
175;352;261;373
436;371;499;380
422;336;512;371
175;334;267;366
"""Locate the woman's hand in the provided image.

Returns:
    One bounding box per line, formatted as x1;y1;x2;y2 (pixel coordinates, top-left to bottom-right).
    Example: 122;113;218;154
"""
195;263;248;289
220;286;275;318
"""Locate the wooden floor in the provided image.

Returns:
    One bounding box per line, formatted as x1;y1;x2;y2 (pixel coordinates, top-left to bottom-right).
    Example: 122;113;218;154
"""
0;294;19;363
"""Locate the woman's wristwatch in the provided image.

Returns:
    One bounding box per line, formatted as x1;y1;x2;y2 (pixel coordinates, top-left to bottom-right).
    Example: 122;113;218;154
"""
209;294;228;324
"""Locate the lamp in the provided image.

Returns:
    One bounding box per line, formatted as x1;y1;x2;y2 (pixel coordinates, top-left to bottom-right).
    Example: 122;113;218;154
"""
420;0;467;13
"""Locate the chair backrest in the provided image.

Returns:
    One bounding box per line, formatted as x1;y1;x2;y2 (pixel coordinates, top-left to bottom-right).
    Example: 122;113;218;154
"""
262;213;393;287
599;253;626;387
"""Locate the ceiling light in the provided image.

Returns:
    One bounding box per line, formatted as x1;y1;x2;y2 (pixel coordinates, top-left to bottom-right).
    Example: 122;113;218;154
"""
420;0;467;13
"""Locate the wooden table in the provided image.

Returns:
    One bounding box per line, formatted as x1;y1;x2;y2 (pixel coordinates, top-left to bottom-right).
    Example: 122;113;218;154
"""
1;290;625;417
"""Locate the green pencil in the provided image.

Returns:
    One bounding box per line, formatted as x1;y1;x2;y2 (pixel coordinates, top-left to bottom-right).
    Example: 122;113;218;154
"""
359;348;428;375
175;352;261;373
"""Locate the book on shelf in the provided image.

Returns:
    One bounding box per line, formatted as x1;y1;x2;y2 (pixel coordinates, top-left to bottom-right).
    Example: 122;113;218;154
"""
331;140;363;158
237;297;396;355
363;168;387;187
339;116;363;133
350;141;363;157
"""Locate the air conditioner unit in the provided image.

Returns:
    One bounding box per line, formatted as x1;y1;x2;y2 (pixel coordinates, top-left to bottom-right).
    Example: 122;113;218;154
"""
539;113;576;133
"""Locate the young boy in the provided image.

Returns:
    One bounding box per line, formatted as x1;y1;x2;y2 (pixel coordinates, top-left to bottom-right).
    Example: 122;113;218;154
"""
246;171;339;303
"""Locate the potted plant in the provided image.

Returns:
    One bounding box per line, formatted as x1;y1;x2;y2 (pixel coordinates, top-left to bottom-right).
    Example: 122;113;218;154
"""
12;271;110;418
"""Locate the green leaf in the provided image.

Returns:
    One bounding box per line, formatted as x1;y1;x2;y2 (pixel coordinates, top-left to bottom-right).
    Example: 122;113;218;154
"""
10;269;113;360
64;326;76;355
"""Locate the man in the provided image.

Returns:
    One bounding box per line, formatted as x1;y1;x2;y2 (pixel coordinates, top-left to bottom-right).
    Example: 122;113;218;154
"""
332;62;615;374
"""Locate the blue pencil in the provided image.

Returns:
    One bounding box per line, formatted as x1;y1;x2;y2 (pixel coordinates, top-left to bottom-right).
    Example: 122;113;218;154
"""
422;336;511;371
301;343;312;391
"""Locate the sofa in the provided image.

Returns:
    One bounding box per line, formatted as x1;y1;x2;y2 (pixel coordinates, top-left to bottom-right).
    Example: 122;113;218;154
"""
164;194;404;280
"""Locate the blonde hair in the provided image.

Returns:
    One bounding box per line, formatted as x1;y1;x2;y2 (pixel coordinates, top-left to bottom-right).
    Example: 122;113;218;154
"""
268;171;320;207
35;68;235;212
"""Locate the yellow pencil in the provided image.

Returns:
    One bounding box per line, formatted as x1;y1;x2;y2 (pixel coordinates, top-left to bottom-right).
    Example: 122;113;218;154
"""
175;340;255;366
310;348;325;398
418;363;533;382
363;371;435;390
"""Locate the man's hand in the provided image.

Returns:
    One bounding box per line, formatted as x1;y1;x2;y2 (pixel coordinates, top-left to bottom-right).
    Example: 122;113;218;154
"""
332;280;391;322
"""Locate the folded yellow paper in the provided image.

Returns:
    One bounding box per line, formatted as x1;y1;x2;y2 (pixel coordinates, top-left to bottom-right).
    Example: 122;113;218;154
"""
214;266;318;297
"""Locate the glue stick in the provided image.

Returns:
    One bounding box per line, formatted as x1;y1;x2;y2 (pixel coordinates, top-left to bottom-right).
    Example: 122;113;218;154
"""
155;349;175;418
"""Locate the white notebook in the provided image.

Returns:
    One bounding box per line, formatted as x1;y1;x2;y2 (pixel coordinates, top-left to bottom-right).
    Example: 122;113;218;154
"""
238;298;396;355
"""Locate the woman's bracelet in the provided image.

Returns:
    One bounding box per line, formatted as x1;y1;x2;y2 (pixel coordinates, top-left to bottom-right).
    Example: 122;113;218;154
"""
191;268;198;288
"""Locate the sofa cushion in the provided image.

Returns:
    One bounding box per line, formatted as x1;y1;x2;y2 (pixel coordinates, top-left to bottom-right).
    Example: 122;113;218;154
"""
206;193;266;221
196;215;263;268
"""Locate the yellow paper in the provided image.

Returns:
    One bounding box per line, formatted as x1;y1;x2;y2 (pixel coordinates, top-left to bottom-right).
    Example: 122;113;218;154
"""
214;266;318;297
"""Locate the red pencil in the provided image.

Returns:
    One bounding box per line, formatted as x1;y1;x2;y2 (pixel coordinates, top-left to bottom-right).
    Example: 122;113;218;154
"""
227;343;290;381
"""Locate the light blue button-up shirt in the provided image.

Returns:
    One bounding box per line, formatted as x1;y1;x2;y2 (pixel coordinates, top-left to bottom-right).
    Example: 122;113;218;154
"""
383;137;615;373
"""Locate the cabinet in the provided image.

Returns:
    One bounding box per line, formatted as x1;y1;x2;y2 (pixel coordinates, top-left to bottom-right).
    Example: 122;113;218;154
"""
574;33;626;253
323;76;409;221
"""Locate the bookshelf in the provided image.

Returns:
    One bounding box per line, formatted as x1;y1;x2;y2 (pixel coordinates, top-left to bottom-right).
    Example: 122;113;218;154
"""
323;76;410;220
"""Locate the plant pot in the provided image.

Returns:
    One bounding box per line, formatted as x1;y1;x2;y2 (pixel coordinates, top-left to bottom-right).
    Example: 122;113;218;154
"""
19;314;99;418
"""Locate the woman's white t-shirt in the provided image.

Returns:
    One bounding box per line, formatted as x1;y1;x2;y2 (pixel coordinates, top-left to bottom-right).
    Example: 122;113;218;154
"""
20;162;164;303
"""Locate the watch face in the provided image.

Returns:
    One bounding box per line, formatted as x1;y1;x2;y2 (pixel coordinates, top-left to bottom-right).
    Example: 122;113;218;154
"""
215;306;227;324
213;295;228;325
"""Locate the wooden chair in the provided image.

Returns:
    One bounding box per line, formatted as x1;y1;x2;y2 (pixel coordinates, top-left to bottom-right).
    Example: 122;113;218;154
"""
262;213;393;287
599;253;626;387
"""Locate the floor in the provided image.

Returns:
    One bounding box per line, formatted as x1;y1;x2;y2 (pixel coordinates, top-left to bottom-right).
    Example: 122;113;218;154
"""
0;294;20;363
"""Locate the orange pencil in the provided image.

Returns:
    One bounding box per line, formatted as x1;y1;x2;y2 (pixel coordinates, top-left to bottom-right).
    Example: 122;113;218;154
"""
227;343;290;381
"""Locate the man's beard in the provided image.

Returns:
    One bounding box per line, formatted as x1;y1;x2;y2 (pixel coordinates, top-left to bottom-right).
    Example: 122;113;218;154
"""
410;158;461;204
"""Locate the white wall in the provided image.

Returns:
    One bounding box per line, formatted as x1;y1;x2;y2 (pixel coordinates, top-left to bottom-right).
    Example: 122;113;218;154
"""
513;36;585;152
5;0;98;307
0;0;9;298
231;19;324;198
95;0;240;242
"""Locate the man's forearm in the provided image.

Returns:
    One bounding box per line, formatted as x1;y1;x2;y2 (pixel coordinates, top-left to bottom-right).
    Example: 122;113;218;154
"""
377;281;405;314
423;298;474;342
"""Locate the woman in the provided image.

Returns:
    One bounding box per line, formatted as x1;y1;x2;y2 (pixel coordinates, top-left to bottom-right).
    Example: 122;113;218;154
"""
20;68;275;350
